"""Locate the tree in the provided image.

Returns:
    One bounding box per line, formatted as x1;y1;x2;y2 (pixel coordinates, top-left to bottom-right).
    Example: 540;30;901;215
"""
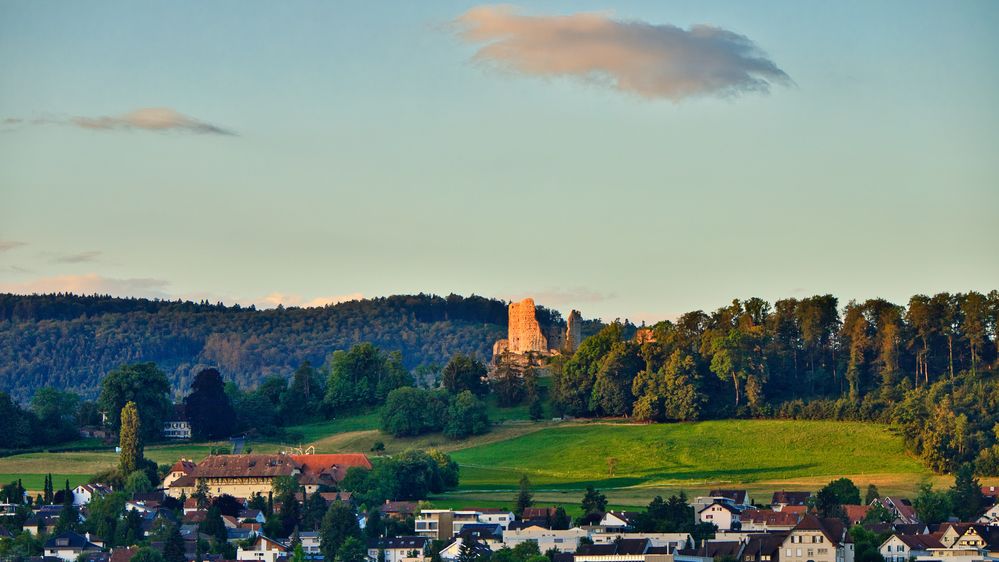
821;478;861;505
381;387;447;437
913;482;951;525
30;387;80;444
320;501;361;562
551;506;571;530
514;475;533;517
335;536;368;562
528;397;544;421
457;540;487;562
864;484;880;504
130;548;165;562
163;524;187;562
124;471;152;495
581;486;607;515
184;368;236;440
98;362;172;441
590;343;642;416
443;391;490;439
119;401;143;475
949;464;984;521
441;355;488;397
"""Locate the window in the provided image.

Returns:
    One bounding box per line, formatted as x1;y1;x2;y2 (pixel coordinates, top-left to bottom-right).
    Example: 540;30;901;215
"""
796;549;802;557
786;549;792;557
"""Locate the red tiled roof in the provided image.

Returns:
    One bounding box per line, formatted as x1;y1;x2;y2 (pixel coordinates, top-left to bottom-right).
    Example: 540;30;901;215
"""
742;509;801;526
289;454;371;482
843;505;871;524
169;460;196;474
195;455;298;478
896;534;944;550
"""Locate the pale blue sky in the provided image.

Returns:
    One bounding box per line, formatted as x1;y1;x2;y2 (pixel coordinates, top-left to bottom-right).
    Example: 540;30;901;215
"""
1;1;997;322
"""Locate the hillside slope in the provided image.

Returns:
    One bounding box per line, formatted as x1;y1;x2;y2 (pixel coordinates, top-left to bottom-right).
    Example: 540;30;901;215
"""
0;293;517;400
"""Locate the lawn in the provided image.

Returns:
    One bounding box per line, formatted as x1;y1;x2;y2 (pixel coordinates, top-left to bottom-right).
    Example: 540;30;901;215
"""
449;419;933;491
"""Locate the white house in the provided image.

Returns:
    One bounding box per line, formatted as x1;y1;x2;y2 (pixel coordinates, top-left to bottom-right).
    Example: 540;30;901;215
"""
780;515;855;562
698;502;741;531
72;484;111;507
367;536;430;562
502;525;590;553
477;509;516;529
43;532;101;562
591;533;693;552
237;535;289;562
979;504;999;526
299;531;321;559
880;534;944;562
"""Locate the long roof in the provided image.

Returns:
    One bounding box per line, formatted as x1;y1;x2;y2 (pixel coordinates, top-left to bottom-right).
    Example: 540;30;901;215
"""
194;454;298;478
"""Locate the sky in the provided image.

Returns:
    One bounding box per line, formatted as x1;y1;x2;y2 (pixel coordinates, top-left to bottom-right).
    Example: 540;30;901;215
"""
1;1;997;323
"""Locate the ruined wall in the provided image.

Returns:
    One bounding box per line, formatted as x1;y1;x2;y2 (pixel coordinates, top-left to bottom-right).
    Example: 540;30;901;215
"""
565;310;582;353
507;298;548;354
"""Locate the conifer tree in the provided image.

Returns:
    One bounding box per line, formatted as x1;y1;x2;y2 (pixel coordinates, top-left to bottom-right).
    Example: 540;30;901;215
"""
119;401;143;475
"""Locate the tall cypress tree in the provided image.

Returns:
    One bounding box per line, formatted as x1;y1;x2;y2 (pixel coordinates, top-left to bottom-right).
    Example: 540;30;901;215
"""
119;401;143;475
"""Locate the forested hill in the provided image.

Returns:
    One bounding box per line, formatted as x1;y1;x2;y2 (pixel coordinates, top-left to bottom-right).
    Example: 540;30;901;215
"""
0;293;582;401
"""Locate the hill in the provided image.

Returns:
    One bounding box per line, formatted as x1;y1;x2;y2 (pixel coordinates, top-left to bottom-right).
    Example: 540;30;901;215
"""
0;293;600;400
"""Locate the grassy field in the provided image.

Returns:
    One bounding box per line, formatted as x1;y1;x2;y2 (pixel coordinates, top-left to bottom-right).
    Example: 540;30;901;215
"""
0;406;973;500
450;419;936;492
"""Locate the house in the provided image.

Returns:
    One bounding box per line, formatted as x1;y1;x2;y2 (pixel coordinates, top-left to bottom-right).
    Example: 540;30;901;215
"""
698;501;742;531
290;454;373;493
455;524;504;548
772;491;811;511
167;453;372;499
709;490;753;509
163;459;197;488
675;540;743;562
869;497;919;525
501;525;589;553
73;484;112;506
380;501;419;520
979;504;999;526
780;515;854;562
741;533;788;562
300;531;322;560
879;533;944;562
469;508;515;529
522;507;559;520
438;538;493;561
109;546;139;562
591;533;693;552
415;509;483;540
842;505;870;526
575;538;673;562
237;535;289;562
918;524;999;562
239;509;267;524
741;509;801;532
43;532;102;562
600;511;641;531
168;454;300;498
23;514;59;535
367;536;430;562
163;405;192;440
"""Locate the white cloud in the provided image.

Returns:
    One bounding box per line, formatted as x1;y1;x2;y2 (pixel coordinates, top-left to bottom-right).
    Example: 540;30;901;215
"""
52;250;102;264
2;108;234;135
0;274;171;299
0;240;26;253
253;292;365;309
454;5;790;101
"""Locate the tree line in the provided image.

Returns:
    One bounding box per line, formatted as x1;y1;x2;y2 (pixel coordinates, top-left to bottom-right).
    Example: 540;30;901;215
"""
549;290;999;474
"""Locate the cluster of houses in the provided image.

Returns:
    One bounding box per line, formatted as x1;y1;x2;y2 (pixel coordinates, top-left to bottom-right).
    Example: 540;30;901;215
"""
8;452;999;562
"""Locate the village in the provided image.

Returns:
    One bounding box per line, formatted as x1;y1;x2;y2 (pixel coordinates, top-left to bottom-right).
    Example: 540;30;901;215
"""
1;448;998;562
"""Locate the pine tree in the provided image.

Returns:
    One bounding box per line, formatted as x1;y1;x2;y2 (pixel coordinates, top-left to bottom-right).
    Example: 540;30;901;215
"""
514;474;533;516
163;524;186;562
119;401;143;475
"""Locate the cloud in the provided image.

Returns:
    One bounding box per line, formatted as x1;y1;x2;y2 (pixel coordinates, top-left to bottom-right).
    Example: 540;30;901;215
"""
0;274;171;299
253;292;365;309
72;108;234;135
0;240;26;252
453;5;791;101
52;250;102;264
2;108;234;135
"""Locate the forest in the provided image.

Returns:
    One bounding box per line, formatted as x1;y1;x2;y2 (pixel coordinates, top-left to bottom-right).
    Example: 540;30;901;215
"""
549;290;999;474
0;292;597;401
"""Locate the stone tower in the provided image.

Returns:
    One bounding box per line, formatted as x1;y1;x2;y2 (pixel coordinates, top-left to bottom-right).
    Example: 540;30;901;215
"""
507;298;548;354
565;310;582;353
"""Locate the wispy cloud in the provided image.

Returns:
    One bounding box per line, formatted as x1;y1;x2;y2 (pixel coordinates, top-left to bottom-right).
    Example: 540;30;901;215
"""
453;5;791;101
0;274;171;299
0;240;26;253
2;108;234;135
52;250;102;264
253;292;365;309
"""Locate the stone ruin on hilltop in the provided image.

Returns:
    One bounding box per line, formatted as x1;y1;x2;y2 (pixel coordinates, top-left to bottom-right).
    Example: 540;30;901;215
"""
490;298;582;373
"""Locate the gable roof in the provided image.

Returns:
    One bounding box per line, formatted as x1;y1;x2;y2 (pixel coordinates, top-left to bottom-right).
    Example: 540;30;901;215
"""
742;509;801;526
169;459;197;474
743;533;789;558
678;541;742;559
894;534;945;550
289;454;372;483
699;501;742;514
44;532;99;551
195;454;298;478
793;514;848;544
843;505;871;524
772;491;811;506
709;490;749;505
522;507;557;519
